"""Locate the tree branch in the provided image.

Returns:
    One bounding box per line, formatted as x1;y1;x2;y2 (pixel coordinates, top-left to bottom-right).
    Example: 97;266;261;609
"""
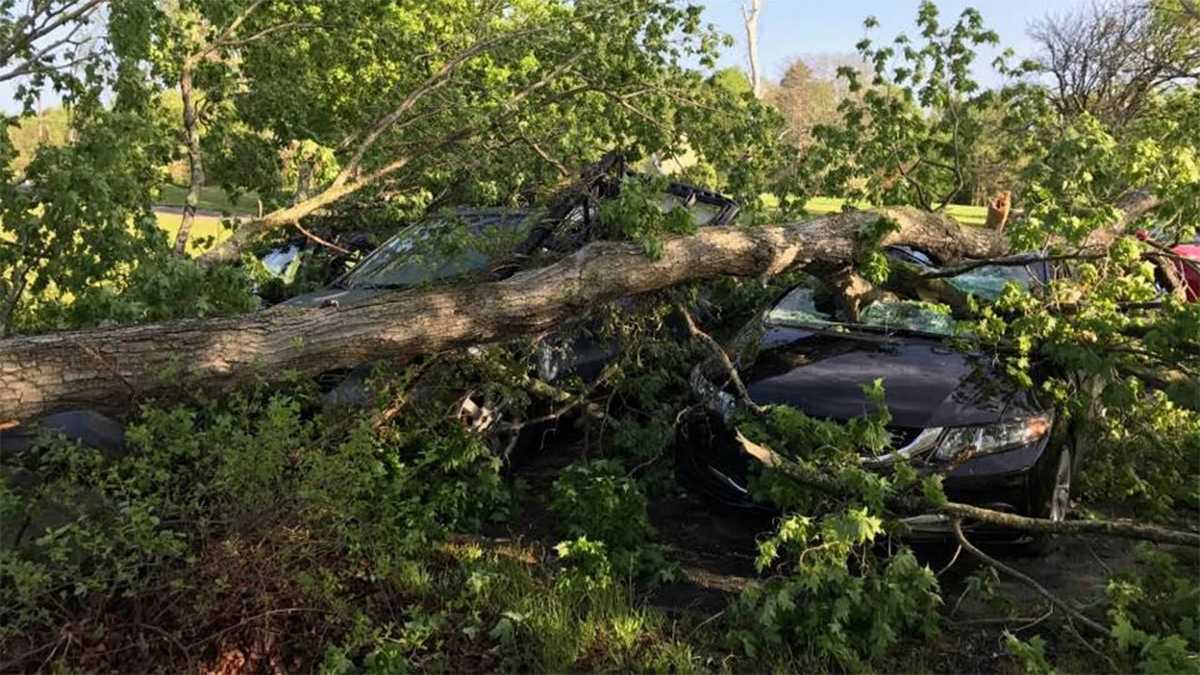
736;432;1200;548
952;518;1110;636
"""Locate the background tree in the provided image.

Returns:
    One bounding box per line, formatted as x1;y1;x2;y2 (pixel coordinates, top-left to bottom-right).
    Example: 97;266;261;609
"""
0;0;106;88
1030;0;1200;129
133;0;761;264
136;0;305;255
789;2;1008;211
0;0;162;335
741;0;763;98
767;57;845;149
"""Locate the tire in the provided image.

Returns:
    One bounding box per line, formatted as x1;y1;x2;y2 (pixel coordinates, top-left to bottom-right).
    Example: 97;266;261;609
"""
1014;447;1073;556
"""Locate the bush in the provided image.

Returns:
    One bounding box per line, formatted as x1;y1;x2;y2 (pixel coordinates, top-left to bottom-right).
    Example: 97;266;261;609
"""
549;459;673;582
0;386;512;655
729;508;941;670
1107;545;1200;674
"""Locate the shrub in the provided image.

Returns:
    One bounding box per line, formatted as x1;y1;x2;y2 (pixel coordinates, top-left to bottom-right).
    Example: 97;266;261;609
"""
1107;545;1200;674
728;508;941;670
549;459;674;582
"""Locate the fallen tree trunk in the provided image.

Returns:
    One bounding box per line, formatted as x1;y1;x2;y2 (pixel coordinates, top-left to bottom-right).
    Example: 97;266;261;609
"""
0;208;1006;421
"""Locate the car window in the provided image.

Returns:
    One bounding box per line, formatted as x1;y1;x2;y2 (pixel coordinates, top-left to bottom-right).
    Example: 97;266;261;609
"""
342;210;531;289
766;262;1027;337
859;301;955;334
662;195;724;226
766;281;837;326
885;246;938;267
767;257;1049;336
768;277;958;336
946;264;1040;301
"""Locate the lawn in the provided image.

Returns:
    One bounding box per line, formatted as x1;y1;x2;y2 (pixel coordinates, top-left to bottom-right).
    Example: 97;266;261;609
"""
157;183;259;215
154;211;230;255
795;196;988;226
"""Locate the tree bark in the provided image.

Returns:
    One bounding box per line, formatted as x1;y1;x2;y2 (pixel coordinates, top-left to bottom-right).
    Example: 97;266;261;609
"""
0;208;1005;421
173;65;205;256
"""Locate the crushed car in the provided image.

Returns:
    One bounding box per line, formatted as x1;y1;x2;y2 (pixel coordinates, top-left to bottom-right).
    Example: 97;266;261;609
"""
1;168;740;471
675;246;1075;549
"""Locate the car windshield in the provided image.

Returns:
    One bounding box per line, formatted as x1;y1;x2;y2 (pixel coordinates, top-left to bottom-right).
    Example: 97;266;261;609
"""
340;210;532;289
663;194;725;226
767;259;1041;337
340;187;730;290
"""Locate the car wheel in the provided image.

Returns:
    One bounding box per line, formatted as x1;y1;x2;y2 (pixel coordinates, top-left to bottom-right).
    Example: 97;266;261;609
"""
1015;448;1072;556
1047;448;1073;523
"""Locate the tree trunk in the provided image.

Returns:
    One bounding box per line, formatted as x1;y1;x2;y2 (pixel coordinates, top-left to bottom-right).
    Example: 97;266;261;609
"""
742;0;764;98
0;208;1006;421
174;66;205;256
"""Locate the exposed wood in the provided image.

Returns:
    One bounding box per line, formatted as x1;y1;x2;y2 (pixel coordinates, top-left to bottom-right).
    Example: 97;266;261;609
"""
0;208;1005;421
984;190;1011;231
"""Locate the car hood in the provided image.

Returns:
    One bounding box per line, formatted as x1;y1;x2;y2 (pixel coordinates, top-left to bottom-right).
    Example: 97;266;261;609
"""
739;325;1040;428
281;286;388;309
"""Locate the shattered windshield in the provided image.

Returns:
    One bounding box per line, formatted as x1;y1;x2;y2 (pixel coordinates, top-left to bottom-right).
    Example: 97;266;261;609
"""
767;260;1040;336
945;264;1039;301
660;194;724;226
341;210;532;289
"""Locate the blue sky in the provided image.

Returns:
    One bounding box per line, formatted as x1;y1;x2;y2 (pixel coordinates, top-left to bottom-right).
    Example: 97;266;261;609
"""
2;0;1087;113
699;0;1089;87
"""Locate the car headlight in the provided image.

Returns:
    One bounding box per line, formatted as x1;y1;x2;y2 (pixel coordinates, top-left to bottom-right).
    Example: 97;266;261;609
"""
932;416;1052;462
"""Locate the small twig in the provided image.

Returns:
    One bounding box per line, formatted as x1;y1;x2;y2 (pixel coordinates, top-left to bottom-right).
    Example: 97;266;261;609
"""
371;357;443;431
1064;617;1120;671
918;251;1103;279
1086;541;1113;576
688;608;728;638
952;518;1109;636
185;608;326;650
1014;607;1055;633
958;615;1045;626
0;638;62;672
132;622;193;671
936;544;963;577
950;583;974;619
498;363;619;434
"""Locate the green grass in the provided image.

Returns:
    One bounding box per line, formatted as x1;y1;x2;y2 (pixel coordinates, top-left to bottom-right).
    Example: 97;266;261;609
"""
154;211;230;255
943;202;988;226
157;183;259;215
786;196;988;226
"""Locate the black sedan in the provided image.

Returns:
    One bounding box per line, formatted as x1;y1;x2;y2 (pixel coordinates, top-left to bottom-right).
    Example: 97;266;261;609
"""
675;247;1075;546
2;178;740;457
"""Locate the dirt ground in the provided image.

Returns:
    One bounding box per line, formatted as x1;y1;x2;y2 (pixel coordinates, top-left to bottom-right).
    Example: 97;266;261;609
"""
485;435;1139;674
